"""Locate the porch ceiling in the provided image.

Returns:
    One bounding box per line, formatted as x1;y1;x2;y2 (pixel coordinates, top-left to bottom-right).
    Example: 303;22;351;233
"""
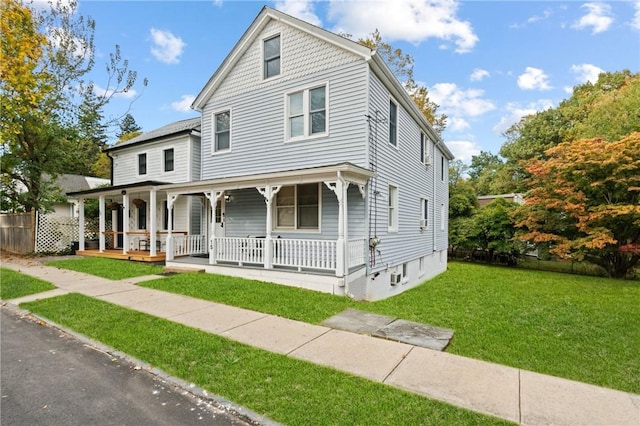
162;162;376;196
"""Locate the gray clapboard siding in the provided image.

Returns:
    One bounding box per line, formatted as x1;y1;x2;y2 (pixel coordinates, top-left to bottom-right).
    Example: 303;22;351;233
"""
366;72;442;271
112;135;193;185
223;185;364;241
213;20;362;103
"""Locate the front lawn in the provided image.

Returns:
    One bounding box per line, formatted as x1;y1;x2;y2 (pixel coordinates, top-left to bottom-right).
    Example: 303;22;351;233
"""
139;262;640;394
21;294;505;426
0;267;56;299
45;257;164;280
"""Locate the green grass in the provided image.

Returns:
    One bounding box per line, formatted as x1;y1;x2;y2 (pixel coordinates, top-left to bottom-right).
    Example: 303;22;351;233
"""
140;262;640;394
21;294;505;426
0;267;56;299
45;257;164;280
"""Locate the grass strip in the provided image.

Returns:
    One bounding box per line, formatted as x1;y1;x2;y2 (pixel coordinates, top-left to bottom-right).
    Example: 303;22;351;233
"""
45;257;164;280
21;293;507;425
0;267;56;299
140;262;640;394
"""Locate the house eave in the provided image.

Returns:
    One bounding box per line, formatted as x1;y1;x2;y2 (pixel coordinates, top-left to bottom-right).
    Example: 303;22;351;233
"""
67;181;169;198
161;162;376;195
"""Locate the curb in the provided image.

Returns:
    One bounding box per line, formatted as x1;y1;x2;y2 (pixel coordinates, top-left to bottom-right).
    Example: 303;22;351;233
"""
1;302;282;426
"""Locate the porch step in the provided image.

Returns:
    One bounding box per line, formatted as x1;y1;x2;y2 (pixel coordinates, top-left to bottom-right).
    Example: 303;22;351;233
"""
163;266;206;274
322;309;454;351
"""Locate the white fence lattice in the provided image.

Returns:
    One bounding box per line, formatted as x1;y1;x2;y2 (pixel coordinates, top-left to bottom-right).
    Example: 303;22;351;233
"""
35;214;110;254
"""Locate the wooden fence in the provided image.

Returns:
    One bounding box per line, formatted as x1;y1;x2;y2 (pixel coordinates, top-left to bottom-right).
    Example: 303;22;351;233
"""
0;212;36;254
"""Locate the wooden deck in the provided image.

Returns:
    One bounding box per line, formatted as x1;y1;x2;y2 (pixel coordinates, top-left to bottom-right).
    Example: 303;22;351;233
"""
76;249;166;263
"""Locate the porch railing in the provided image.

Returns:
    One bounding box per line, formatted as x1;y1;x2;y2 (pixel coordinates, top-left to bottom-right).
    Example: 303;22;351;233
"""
348;238;366;269
173;234;207;257
216;237;265;265
273;238;336;271
180;236;366;273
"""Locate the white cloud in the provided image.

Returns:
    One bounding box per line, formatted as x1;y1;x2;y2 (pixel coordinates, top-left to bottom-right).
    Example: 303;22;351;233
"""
327;0;478;53
492;100;554;134
447;117;470;132
275;0;322;26
517;67;551;91
527;8;553;24
446;140;482;163
93;84;137;100
430;83;496;118
571;63;604;84
150;28;186;64
572;2;613;34
469;68;490;82
171;94;195;112
631;1;640;30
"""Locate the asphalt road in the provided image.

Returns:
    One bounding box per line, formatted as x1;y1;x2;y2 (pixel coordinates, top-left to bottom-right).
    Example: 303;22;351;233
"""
0;306;259;426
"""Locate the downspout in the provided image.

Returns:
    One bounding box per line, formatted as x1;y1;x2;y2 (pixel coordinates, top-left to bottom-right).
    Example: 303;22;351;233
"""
107;151;114;185
432;140;438;252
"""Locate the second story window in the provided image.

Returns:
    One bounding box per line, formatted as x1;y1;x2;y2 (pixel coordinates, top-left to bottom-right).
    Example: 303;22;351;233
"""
263;34;280;79
286;85;327;140
214;110;231;153
138;153;147;175
163;148;174;172
421;133;430;165
389;100;398;146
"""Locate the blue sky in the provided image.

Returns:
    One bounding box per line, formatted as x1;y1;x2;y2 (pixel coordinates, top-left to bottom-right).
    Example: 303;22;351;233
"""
75;0;640;162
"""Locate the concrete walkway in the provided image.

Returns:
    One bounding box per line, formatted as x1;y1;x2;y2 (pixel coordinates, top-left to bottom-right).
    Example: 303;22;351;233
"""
2;257;639;425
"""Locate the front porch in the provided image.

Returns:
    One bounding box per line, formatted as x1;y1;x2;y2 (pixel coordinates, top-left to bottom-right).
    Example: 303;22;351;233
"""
77;248;166;263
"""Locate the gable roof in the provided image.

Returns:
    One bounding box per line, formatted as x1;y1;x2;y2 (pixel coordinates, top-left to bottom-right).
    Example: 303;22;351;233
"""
45;174;110;194
191;6;453;160
105;117;201;153
192;6;373;111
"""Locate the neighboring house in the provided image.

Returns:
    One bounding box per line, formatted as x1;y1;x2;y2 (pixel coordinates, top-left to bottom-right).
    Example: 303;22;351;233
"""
477;193;524;208
69;7;453;301
51;174;111;217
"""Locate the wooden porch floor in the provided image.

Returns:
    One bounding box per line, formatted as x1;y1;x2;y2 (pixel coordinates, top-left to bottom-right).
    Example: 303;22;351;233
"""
76;249;166;263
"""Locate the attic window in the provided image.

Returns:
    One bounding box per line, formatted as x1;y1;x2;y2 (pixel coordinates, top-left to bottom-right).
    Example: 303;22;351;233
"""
264;35;280;79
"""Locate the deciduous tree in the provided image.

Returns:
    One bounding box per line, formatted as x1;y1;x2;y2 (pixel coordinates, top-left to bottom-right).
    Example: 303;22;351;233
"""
0;0;139;212
515;133;640;278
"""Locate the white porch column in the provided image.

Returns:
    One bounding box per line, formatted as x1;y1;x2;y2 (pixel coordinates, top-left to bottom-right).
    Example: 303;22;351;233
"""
204;190;224;265
149;188;157;256
325;176;347;278
98;195;105;252
122;192;129;254
165;194;177;261
78;198;85;251
257;185;281;269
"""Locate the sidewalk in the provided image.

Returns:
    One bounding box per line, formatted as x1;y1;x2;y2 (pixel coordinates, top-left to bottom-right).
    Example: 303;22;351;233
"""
3;258;639;425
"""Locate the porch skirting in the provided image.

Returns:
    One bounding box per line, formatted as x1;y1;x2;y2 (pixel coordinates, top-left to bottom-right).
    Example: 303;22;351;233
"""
165;258;369;296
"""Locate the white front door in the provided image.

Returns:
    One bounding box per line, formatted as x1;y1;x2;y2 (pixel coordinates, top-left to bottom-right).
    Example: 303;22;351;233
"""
214;199;225;238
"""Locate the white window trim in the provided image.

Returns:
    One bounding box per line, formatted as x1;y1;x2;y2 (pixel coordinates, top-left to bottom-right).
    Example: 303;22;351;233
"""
211;108;232;156
262;32;282;81
419;256;426;277
272;183;322;234
421;133;431;166
162;146;176;175
388;184;399;233
420;197;430;230
284;82;329;143
388;97;399;149
137;151;149;178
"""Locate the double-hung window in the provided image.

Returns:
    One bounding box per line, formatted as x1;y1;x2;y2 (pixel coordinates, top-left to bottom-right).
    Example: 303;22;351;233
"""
137;200;147;230
275;183;320;230
138;153;147;175
388;184;398;231
263;34;280;79
213;110;231;153
421;133;430;165
287;85;327;140
389;100;398;146
163;148;174;172
420;198;429;229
